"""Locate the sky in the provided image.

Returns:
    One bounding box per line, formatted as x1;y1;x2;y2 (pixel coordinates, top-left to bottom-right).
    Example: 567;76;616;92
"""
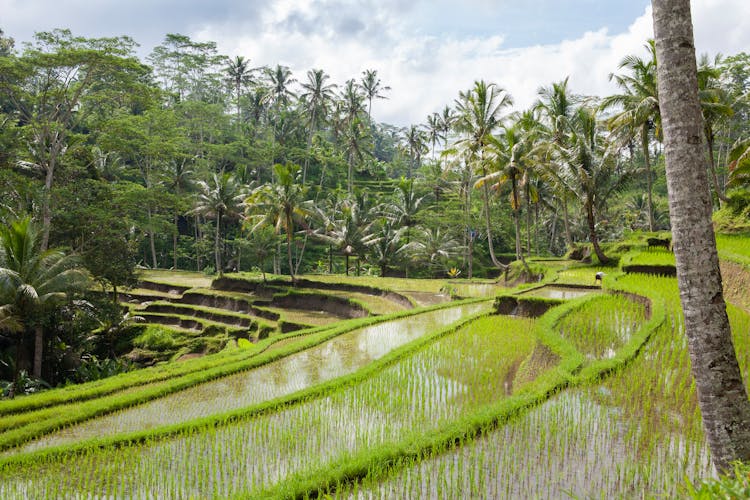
1;0;749;126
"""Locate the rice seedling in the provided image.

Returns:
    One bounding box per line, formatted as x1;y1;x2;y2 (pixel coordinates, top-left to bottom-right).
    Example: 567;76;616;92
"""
330;273;750;499
0;313;538;499
9;302;488;454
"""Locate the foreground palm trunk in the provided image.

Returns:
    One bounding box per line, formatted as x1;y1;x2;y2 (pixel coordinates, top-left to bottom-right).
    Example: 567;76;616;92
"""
653;0;750;473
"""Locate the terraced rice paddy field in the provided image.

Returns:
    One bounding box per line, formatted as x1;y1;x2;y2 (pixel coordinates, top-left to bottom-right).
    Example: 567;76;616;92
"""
1;239;749;498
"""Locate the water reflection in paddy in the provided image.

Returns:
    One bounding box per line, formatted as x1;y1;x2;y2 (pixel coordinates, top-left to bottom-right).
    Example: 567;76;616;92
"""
20;302;489;453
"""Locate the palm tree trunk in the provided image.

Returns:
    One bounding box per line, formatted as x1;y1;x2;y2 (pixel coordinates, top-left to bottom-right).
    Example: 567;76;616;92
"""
653;0;750;473
147;207;157;269
345;254;350;276
40;159;55;252
706;136;729;204
562;196;573;249
33;325;43;379
480;163;506;270
195;215;202;271
215;211;222;277
173;214;179;269
642;126;656;232
585;200;608;264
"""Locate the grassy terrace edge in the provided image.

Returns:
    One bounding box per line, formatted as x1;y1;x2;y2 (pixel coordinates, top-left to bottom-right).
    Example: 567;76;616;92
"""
0;299;491;469
0;297;488;454
249;274;665;499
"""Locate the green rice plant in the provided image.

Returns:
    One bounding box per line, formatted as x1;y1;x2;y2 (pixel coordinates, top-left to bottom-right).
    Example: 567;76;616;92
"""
2;302;489;455
557;294;646;360
717;233;750;268
0;310;533;499
620;248;676;268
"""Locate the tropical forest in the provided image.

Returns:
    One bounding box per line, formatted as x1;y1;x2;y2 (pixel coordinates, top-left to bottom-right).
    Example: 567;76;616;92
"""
1;2;750;496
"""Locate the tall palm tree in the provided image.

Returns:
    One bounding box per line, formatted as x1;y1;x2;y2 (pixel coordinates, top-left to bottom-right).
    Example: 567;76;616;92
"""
192;172;245;277
600;41;660;232
342;116;371;194
0;217;88;380
451;80;514;270
477;121;533;264
360;69;390;122
340;79;366;124
264;64;297;110
697;54;735;204
225;56;255;121
653;0;750;473
439;105;456;149
535;77;581;249
558;105;631;264
425;112;444;160
403;125;428;179
299;69;337;185
245;163;312;281
166;158;195;270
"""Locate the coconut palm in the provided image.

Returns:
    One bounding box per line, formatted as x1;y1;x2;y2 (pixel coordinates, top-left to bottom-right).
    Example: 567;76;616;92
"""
425;112;445;160
245;163;312;281
408;227;462;273
225;56;255;121
698;54;735;204
312;197;371;276
477;121;534;264
558;105;631;264
0;217;88;381
653;0;750;472
340;79;367;124
451;80;514;270
363;218;409;278
192;172;246;277
360;69;390;121
535;77;581;249
600;41;660;231
299;69;337;185
342;116;371;194
403;125;428;179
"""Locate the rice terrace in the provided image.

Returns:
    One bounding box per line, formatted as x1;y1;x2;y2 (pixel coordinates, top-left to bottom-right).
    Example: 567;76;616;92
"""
2;0;750;498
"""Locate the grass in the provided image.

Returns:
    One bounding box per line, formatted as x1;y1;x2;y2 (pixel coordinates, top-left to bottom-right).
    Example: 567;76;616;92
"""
717;233;750;268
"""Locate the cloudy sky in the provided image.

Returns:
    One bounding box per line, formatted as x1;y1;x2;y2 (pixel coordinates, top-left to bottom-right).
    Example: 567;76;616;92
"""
2;0;749;126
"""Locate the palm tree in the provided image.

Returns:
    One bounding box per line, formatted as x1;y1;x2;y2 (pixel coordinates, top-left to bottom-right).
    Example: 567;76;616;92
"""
342;116;371;194
340;79;367;124
439;105;456;149
264;64;297;110
403;125;428;179
408;227;462;274
166;158;195;269
360;69;390;121
535;77;581;249
653;0;750;473
312;197;371;276
225;56;255;121
558;105;630;264
192;172;246;277
477;120;533;265
452;80;514;270
698;54;735;204
600;41;660;231
425;113;445;160
245;163;312;281
363;218;409;278
300;69;337;185
0;217;88;381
